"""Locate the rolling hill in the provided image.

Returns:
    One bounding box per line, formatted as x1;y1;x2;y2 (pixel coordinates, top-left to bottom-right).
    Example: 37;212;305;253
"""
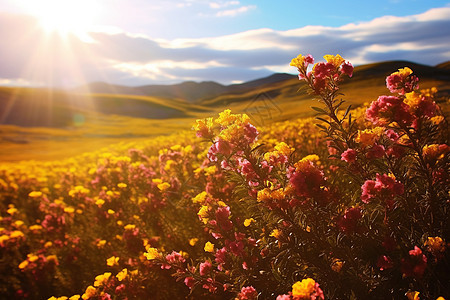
0;60;449;161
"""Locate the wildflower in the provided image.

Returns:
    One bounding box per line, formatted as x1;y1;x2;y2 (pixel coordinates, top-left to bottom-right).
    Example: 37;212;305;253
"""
192;191;207;204
341;148;357;163
386;67;419;95
204;241;214;252
199;260;212;276
198;205;210;224
424;237;446;259
144;247;160;260
238;286;258;300
331;258;344;272
94;272;111;287
28;191;43;198
106;256;119;267
401;246;427;278
292;278;324;299
406;291;420;300
270;229;281;239
337;207;362;234
289;160;324;198
366;95;414;126
189;238;199;246
194;117;213;138
184;276;195;288
116;268;127;281
81;286;96;299
361;173;404;205
377;255;394;271
162;251;186;269
117;183;127;188
244;218;255;227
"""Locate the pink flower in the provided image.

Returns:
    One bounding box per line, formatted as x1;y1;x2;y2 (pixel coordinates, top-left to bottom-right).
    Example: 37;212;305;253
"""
361;174;404;205
238;286;258;300
199;260;212;276
366;144;385;159
377;255;394;271
289;161;324;198
337;207;362;234
366;95;414;126
341;148;357;163
184;277;195;288
401;246;427;278
341;61;354;77
276;295;291;300
386;72;418;95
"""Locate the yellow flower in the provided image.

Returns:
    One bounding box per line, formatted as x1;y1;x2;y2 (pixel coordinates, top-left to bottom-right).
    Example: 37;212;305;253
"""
198;205;209;224
94;272;111;287
96;240;106;248
406;291;420;300
192;192;207;204
95;199;105;207
331;258;343;272
124;224;136;230
117;183;127;188
275;142;294;156
189;238;198;246
29;224;43;231
204;241;214;252
18;260;29;269
404;91;421;109
324;54;345;67
28;191;43;198
82;285;96;299
425;236;446;254
270;229;281;239
107;209;115;215
157;182;170;191
46;255;58;263
144;247;160;260
116;268;128;281
290;54;306;68
106;256;119;267
244;218;255;227
28;254;39;262
393;67;413;78
430;115;444;125
7;207;18;215
436;297;445;300
69;296;80;300
64;207;75;214
292;278;316;298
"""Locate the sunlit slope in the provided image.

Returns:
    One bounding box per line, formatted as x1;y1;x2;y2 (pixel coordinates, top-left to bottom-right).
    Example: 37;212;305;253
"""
0;60;448;162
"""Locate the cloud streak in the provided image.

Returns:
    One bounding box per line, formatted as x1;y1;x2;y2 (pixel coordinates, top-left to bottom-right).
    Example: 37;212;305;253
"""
0;7;449;87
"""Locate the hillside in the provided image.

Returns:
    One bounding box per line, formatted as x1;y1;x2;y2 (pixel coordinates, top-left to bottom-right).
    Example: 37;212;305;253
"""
0;60;449;161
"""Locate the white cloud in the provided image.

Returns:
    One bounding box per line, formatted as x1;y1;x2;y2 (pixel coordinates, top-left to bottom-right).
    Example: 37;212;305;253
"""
216;5;256;17
0;6;449;87
209;1;240;9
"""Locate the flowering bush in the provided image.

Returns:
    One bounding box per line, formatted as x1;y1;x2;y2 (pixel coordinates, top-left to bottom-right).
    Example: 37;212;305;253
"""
0;54;448;299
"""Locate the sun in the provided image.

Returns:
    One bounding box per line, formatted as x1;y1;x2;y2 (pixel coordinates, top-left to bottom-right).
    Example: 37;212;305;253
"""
21;0;99;41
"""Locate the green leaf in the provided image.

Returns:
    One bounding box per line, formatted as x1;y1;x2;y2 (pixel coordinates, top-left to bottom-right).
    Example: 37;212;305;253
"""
311;106;328;115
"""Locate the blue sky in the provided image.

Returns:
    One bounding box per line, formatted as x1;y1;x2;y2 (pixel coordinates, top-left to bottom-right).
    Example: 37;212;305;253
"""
0;0;449;87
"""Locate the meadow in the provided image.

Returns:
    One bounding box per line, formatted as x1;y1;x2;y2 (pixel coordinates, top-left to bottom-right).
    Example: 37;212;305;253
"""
0;55;449;299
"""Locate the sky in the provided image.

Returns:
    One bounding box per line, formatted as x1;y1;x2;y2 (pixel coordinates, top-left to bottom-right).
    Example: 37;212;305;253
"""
0;0;449;87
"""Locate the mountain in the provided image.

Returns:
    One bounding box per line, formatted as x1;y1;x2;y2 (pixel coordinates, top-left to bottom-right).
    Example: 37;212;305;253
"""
1;60;449;128
77;73;297;103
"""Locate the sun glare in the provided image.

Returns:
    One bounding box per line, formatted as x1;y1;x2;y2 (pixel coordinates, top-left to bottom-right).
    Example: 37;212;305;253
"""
21;0;99;41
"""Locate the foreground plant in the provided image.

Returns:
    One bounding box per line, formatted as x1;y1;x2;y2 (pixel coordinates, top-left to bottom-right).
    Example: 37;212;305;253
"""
148;54;449;299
